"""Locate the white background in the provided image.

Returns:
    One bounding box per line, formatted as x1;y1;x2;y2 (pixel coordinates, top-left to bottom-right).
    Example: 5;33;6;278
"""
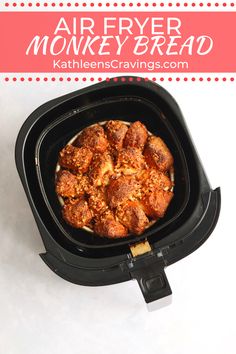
0;76;235;354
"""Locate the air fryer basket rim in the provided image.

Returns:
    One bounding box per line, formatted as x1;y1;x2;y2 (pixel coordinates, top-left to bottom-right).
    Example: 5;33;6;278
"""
15;76;221;304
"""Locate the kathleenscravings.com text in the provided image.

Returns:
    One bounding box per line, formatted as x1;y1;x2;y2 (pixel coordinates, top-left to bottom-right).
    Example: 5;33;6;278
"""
53;59;189;71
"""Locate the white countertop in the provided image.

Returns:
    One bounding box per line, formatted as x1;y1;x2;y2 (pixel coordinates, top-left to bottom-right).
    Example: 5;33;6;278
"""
0;78;235;354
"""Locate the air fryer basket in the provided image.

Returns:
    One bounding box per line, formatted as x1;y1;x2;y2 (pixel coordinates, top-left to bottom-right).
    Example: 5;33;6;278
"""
15;77;221;304
35;96;190;249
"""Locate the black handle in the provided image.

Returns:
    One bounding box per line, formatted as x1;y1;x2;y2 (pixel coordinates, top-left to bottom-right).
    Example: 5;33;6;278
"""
130;262;172;303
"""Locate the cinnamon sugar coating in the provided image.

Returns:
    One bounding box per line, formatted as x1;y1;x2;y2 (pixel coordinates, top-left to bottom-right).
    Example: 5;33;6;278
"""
59;145;93;173
56;120;174;238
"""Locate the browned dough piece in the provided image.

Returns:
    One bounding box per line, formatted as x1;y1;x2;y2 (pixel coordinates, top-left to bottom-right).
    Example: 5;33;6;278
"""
105;120;128;151
107;176;141;209
74;124;109;153
56;170;80;198
115;147;146;176
94;211;128;238
123;121;148;150
59;145;93;173
144;136;174;172
88;187;109;216
142;189;174;218
89;151;114;187
116;201;149;235
140;168;173;193
62;199;93;228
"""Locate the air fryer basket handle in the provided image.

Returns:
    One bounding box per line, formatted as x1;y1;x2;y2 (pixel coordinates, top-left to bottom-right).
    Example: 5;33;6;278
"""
131;263;172;303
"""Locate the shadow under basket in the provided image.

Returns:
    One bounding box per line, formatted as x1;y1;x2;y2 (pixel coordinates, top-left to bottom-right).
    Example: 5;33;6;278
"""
15;77;221;304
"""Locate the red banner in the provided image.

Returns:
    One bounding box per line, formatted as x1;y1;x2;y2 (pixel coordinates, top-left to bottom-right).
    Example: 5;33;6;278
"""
0;12;235;73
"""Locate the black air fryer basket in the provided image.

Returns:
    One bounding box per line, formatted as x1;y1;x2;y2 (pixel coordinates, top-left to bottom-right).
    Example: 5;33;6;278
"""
15;77;221;304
